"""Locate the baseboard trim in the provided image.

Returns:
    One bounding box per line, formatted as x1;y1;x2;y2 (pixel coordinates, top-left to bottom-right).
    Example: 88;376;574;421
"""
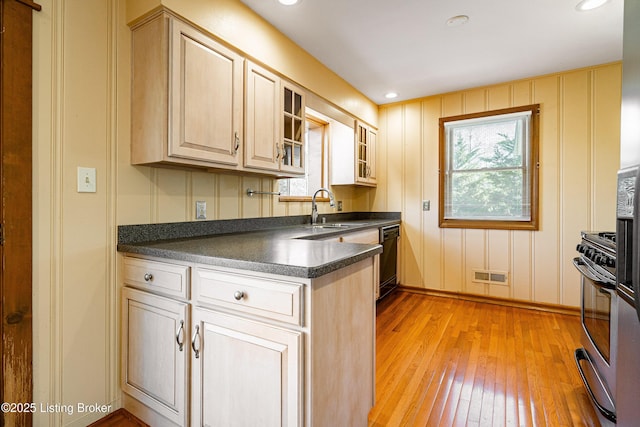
396;285;580;317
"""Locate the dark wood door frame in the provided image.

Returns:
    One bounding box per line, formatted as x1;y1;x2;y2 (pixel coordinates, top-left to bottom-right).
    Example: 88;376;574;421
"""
1;0;40;425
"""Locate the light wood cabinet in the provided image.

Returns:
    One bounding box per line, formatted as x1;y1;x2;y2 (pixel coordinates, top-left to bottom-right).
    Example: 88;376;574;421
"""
320;228;381;299
191;266;303;426
244;61;280;171
131;11;244;170
244;60;305;175
330;121;377;187
121;254;376;427
355;121;377;185
321;228;379;244
280;81;306;174
121;287;189;426
194;267;303;325
190;309;302;427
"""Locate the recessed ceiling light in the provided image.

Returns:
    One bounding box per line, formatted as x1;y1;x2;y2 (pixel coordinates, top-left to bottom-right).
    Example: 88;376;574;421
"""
446;15;469;27
385;92;398;99
575;0;609;11
278;0;300;5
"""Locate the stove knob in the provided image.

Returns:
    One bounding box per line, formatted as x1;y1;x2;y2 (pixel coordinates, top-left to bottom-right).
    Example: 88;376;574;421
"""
593;254;603;264
607;257;616;268
576;244;586;253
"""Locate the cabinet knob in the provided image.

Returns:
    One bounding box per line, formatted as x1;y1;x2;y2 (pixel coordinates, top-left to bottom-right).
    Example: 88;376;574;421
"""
233;290;244;301
143;273;153;282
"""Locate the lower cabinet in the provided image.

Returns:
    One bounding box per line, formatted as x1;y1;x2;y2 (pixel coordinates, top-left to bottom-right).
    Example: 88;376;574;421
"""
190;309;301;427
121;254;376;427
121;288;189;426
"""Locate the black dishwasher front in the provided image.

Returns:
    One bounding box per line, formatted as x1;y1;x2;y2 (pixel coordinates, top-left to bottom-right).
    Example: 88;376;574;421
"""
379;225;399;300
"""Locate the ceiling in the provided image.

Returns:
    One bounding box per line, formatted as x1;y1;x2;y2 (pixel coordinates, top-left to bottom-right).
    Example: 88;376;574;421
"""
240;0;624;105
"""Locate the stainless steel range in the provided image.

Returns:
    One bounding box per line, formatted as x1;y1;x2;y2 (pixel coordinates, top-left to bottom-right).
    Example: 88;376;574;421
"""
574;231;617;426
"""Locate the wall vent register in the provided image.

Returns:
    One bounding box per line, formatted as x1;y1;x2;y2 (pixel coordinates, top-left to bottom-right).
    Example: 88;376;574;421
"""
472;269;508;285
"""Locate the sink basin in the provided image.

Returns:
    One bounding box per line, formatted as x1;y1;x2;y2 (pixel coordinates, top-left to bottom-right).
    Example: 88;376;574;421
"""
305;223;351;229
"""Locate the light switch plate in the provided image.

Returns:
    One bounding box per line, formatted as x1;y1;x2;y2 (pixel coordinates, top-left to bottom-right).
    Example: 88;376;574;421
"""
77;167;97;193
196;201;207;220
422;200;430;211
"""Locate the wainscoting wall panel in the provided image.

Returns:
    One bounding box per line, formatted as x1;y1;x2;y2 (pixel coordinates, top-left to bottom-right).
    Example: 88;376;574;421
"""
375;63;621;307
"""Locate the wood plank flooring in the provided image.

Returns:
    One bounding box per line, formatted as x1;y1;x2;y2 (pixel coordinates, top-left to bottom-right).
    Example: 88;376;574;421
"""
88;408;149;427
368;291;600;427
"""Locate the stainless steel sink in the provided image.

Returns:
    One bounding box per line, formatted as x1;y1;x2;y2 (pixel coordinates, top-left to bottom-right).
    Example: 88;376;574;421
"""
304;223;352;229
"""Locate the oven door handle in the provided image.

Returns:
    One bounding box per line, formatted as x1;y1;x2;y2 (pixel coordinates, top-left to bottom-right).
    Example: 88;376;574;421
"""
572;257;616;290
574;348;617;423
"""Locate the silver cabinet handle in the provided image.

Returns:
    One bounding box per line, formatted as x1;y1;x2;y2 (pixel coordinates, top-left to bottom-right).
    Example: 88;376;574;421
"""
233;291;244;301
191;325;200;359
143;273;153;282
176;320;184;351
234;131;240;153
275;143;281;160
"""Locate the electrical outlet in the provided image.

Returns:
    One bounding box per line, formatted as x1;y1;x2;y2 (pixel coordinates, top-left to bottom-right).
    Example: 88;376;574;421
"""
196;201;207;220
337;201;343;212
77;167;96;193
422;200;430;211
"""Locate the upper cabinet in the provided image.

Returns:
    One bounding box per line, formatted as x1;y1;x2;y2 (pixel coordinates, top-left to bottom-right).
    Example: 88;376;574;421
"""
130;8;376;182
331;120;378;187
280;81;305;174
244;61;280;171
244;61;305;175
131;11;244;169
355;121;377;185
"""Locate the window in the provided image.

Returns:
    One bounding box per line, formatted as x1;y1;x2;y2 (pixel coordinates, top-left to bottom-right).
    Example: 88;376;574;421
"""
278;110;329;200
439;104;540;230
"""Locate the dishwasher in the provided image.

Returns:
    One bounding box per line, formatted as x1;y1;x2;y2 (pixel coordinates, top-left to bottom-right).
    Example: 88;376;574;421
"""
379;225;399;300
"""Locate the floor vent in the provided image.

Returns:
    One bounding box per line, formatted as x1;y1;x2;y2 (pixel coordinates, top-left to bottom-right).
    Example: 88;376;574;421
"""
472;269;509;286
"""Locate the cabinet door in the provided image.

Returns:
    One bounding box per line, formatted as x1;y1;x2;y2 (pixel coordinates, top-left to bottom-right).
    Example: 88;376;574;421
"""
367;128;377;184
170;19;243;165
191;309;302;427
244;61;280;171
280;81;306;174
355;122;376;185
122;288;189;426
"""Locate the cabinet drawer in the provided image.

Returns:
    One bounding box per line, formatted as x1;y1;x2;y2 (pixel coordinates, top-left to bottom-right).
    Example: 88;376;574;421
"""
339;228;380;244
123;257;189;299
321;228;380;244
194;268;302;325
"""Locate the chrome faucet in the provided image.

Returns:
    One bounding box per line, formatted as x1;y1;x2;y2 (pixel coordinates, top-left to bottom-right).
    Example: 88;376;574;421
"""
311;188;335;224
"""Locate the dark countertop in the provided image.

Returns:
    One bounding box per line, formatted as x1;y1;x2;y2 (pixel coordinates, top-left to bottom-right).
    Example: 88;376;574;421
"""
117;212;400;279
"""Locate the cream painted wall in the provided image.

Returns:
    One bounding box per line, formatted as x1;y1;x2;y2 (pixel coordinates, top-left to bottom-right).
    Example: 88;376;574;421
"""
33;1;119;426
375;63;622;308
118;0;376;226
32;1;372;425
30;0;622;425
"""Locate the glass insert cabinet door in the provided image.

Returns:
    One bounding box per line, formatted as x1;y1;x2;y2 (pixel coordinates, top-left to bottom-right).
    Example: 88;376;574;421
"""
357;124;368;180
356;121;376;185
281;84;305;173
